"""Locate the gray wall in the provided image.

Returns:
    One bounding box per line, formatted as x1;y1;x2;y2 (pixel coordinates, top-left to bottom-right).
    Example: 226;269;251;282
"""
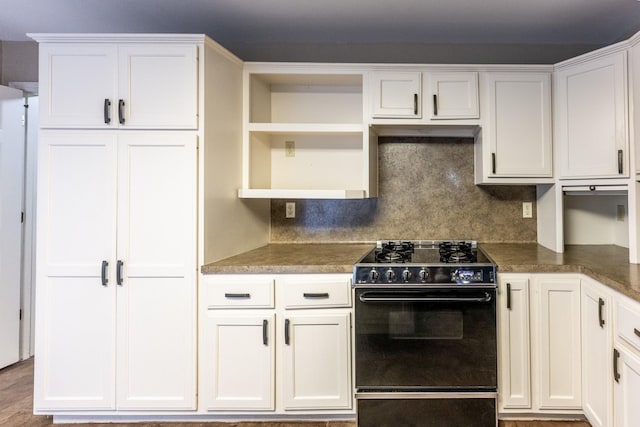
1;41;38;86
271;137;537;243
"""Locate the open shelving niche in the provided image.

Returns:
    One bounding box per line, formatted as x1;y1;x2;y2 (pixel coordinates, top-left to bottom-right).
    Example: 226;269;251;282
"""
238;66;378;199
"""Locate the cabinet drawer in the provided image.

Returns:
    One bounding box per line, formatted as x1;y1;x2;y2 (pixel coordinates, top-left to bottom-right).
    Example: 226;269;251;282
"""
617;299;640;352
202;275;274;308
279;275;352;309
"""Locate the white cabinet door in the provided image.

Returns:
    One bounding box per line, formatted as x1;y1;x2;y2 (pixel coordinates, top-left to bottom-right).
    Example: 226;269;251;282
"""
614;345;640;427
118;45;198;129
632;41;640;175
531;276;582;409
556;52;628;178
38;43;198;129
115;133;197;409
281;313;352;410
429;72;479;119
498;275;531;410
581;279;613;427
370;71;421;118
39;44;118;128
202;313;275;410
34;132;118;410
484;73;552;178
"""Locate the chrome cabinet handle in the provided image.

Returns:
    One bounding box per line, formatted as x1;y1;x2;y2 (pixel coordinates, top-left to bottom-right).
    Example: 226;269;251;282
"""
103;99;111;124
224;293;251;299
116;260;124;286
598;297;605;328
101;260;109;286
262;319;268;346
618;150;623;174
613;348;621;383
118;99;125;124
284;319;290;345
432;94;437;116
303;292;329;299
506;283;511;310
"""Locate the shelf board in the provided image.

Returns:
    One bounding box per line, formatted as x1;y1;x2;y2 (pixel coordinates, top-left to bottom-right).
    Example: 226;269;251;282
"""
247;123;364;134
238;188;368;199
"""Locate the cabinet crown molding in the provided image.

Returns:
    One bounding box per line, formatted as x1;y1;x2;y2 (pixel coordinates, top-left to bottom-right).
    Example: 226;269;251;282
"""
27;33;207;44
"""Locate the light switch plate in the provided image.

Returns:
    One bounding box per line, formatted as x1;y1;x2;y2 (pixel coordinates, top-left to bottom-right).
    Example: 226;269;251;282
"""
522;202;533;218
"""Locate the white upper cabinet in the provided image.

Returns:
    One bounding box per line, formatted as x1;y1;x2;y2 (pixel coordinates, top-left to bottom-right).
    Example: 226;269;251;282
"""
555;51;628;179
428;72;479;119
370;71;421;118
477;72;552;183
39;42;198;129
631;38;640;176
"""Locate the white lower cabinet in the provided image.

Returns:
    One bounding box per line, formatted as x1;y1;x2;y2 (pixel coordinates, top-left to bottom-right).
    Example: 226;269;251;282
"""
281;313;352;410
582;278;613;427
203;313;275;410
613;345;640;426
613;294;640;427
498;274;582;415
200;274;353;414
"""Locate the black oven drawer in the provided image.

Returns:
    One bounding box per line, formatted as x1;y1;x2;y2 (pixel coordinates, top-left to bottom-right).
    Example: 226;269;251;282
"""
357;394;497;427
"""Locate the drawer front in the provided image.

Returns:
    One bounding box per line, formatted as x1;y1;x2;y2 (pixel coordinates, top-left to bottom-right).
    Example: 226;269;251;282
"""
203;275;274;308
617;299;640;352
280;275;352;309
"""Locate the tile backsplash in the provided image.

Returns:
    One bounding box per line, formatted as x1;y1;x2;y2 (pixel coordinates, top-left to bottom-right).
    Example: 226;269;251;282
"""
271;137;537;243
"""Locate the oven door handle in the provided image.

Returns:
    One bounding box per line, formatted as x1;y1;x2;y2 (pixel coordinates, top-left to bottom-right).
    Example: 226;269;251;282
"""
358;292;492;303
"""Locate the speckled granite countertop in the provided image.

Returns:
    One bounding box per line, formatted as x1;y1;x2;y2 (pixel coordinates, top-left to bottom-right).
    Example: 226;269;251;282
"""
201;243;375;274
480;243;640;303
201;242;640;303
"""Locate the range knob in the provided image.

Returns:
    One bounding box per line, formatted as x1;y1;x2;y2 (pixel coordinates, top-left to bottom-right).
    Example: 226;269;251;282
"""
402;269;412;282
369;269;379;282
385;269;396;283
419;269;429;282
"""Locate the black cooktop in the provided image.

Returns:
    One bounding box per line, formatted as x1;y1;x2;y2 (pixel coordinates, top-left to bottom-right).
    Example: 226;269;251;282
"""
359;240;491;265
354;240;496;285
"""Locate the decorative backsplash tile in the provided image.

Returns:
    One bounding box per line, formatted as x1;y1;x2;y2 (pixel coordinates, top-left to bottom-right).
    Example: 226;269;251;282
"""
271;137;537;243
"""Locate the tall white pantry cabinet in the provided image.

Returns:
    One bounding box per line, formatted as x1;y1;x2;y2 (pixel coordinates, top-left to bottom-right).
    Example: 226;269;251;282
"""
31;34;270;414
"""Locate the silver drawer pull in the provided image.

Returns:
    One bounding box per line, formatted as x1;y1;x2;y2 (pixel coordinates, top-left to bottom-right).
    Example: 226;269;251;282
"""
303;292;330;299
225;293;251;299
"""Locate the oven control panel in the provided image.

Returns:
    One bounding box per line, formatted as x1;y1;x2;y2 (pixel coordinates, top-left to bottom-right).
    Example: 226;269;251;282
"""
354;265;496;285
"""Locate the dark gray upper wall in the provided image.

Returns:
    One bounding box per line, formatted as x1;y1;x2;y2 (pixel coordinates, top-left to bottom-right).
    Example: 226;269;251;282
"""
1;41;38;86
226;42;604;64
0;38;605;86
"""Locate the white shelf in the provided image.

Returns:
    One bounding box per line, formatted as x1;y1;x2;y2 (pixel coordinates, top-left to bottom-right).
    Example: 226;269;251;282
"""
238;188;367;199
240;66;377;199
248;123;364;134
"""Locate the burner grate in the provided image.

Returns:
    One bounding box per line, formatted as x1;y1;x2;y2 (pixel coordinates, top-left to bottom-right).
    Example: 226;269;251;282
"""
439;241;477;263
375;241;414;263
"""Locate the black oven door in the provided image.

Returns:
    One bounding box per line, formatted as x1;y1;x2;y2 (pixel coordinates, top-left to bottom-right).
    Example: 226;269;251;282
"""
354;286;497;391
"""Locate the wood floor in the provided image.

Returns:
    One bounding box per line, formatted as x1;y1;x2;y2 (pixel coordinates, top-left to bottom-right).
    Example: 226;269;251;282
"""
0;358;591;426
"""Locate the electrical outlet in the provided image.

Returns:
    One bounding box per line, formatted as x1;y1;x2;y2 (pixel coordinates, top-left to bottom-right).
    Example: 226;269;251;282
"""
285;202;296;218
522;202;533;218
617;204;626;222
285;140;295;157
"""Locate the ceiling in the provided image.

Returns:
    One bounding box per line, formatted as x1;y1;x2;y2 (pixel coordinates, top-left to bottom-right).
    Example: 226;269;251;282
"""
2;0;640;63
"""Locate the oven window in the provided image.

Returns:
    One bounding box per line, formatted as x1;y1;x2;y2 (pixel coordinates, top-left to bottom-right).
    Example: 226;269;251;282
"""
389;309;463;340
